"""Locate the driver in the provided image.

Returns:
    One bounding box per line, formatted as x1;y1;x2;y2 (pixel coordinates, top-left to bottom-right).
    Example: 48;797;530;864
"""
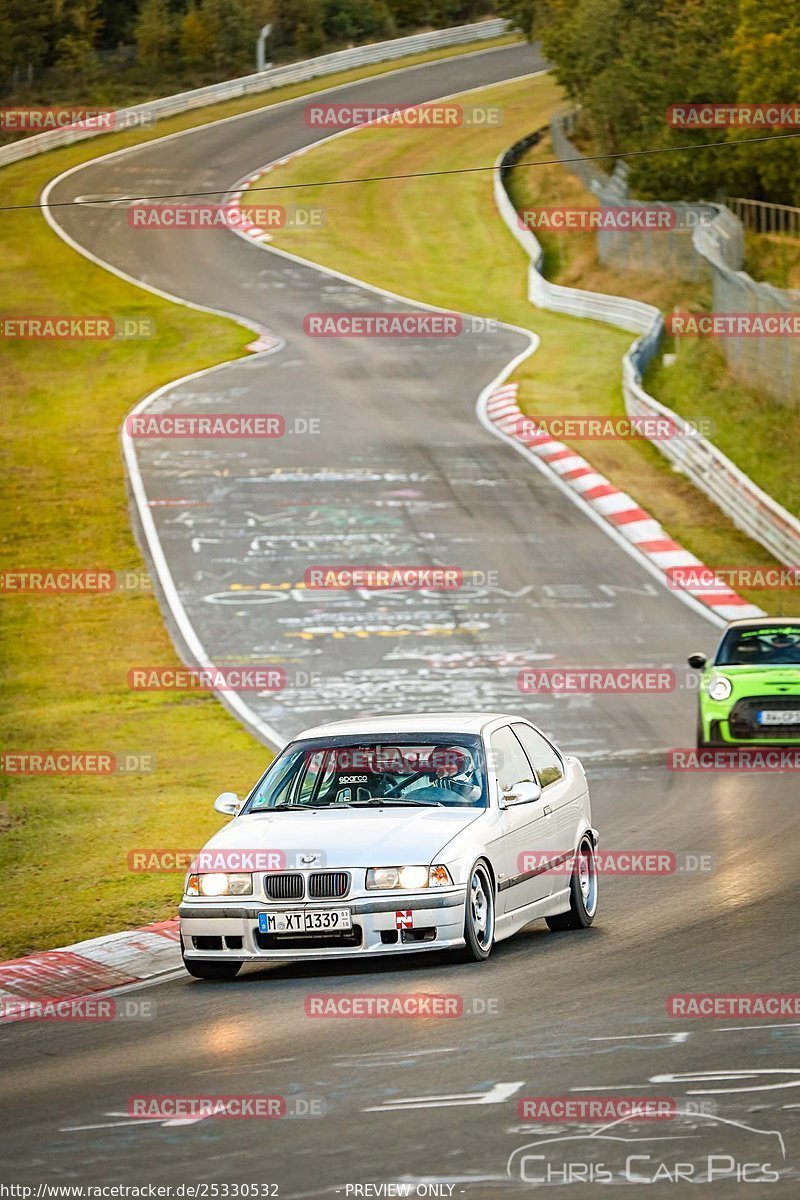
430;747;482;803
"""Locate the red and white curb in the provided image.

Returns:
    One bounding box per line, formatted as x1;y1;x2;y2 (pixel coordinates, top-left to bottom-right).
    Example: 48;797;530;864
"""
228;166;286;243
0;919;181;1020
485;384;764;623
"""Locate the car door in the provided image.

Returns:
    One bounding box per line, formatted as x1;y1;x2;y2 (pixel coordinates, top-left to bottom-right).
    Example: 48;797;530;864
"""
490;725;559;915
511;722;579;898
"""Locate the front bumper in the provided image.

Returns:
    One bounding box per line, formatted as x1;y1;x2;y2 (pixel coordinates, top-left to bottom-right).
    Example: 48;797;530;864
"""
180;888;468;961
701;694;800;743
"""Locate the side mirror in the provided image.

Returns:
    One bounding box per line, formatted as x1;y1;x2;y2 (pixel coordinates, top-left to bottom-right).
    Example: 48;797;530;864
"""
214;791;241;816
504;778;542;806
687;653;707;669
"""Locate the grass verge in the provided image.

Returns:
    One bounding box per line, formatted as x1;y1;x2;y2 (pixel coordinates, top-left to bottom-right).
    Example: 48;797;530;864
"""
250;87;799;616
0;34;522;960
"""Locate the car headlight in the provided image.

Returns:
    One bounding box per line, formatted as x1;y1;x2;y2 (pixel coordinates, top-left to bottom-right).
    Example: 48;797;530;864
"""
185;872;253;897
708;675;732;702
366;864;453;890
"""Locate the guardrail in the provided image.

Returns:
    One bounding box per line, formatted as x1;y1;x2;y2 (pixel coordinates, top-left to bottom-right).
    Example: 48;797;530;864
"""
725;196;800;239
0;18;511;169
495;131;800;567
551;112;800;408
550;110;726;281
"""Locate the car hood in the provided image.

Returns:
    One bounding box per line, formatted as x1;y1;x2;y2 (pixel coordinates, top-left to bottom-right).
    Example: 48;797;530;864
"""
205;807;485;869
712;665;800;687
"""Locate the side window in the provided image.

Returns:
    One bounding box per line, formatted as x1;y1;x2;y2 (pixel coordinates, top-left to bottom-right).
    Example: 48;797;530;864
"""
512;723;564;788
490;726;537;796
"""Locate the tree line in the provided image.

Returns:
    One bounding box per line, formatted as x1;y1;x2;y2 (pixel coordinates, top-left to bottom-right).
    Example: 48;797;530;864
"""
0;0;494;102
498;0;800;205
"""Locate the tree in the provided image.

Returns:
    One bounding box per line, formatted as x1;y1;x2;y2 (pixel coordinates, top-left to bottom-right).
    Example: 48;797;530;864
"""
386;0;429;30
731;0;800;203
534;0;742;201
180;2;215;70
494;0;537;41
323;0;395;43
202;0;254;71
135;0;177;73
52;0;102;86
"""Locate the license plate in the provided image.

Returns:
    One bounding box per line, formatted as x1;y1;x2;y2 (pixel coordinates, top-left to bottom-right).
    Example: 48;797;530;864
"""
757;710;800;725
258;908;352;934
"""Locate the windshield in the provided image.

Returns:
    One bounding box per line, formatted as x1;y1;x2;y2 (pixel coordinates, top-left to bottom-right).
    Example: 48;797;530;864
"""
242;737;487;811
716;625;800;667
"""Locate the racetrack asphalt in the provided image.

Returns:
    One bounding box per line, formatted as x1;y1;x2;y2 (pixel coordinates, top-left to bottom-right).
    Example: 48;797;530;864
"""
4;42;797;1195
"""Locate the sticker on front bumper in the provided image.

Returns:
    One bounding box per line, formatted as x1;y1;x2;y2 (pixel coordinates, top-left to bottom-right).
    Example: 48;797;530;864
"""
395;910;413;929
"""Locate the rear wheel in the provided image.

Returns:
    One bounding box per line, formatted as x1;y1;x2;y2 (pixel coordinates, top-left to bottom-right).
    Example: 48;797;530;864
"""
461;861;495;961
546;836;597;931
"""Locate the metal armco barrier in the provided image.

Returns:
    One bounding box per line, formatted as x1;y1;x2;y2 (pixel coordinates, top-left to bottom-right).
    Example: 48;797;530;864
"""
0;18;510;169
551;111;800;409
495;131;800;567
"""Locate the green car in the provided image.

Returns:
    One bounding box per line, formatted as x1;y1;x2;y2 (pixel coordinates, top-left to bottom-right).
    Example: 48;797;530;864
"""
689;618;800;747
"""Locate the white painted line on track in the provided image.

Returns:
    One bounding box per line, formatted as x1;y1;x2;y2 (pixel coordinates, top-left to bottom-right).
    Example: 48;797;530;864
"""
363;1080;524;1111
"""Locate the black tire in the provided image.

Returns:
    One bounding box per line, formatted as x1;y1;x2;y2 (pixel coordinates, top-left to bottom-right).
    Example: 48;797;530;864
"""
461;861;496;962
546;836;598;931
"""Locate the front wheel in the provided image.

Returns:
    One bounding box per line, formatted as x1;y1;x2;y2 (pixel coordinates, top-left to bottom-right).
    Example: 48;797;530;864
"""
546;836;598;931
461;861;495;961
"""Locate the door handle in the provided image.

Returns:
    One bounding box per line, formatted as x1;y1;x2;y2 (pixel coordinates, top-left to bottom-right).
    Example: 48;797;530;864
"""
543;804;553;816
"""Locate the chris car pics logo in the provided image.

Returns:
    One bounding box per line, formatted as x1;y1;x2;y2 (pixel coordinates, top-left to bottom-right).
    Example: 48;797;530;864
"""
506;1110;785;1185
